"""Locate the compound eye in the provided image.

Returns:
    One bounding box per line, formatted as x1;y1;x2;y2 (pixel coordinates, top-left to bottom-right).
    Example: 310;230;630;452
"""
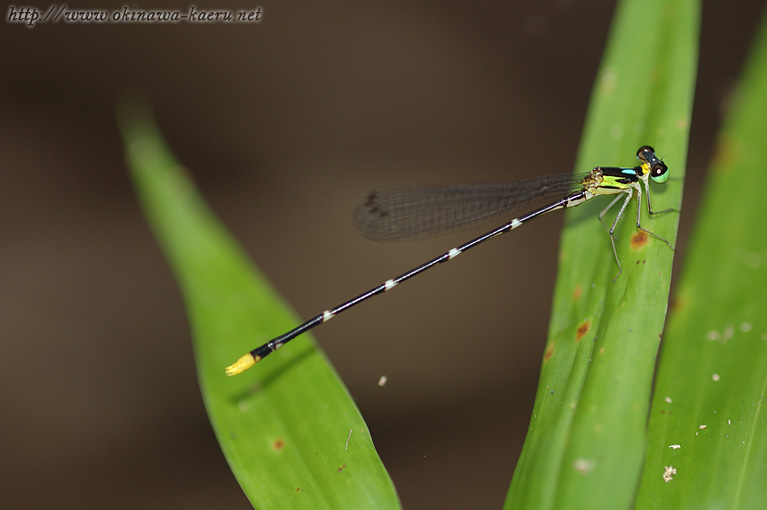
636;145;656;164
650;162;669;183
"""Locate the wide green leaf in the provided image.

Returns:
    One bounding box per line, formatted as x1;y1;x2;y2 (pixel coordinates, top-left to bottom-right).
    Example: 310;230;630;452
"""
635;14;767;509
507;0;698;508
119;101;400;509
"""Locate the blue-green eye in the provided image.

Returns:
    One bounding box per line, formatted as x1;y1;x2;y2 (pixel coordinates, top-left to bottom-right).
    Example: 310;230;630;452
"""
650;162;669;183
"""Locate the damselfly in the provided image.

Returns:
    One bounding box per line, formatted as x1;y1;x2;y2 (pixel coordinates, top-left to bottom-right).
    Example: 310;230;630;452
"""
226;146;674;375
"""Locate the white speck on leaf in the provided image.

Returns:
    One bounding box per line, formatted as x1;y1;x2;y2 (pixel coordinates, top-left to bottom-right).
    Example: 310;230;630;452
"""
663;466;677;483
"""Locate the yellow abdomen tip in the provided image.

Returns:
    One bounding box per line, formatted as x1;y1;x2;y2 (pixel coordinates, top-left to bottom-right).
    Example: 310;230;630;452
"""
225;353;256;376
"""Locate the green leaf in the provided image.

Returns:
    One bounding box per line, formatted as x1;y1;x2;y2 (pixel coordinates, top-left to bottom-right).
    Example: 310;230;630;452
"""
506;0;698;508
118;100;400;510
635;14;767;509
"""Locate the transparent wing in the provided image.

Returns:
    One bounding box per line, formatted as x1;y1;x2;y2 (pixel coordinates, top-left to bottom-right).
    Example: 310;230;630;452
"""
353;174;584;241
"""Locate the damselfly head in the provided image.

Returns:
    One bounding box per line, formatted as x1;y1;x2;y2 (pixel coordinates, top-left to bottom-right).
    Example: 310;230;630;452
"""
636;146;669;184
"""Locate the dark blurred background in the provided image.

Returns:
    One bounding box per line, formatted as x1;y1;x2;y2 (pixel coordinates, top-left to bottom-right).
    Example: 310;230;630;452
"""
2;1;764;508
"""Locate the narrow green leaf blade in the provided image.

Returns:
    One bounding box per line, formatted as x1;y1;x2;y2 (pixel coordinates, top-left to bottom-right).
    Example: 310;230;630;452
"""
636;15;767;509
507;0;698;508
119;104;400;510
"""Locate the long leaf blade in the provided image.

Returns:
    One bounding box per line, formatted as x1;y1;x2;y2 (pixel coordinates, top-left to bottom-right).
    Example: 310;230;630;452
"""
119;103;400;510
635;14;767;509
507;0;698;507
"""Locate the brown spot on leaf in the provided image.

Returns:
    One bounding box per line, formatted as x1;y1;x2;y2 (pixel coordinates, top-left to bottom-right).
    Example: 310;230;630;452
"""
576;321;590;341
544;343;555;362
273;439;285;451
631;230;648;250
573;285;582;301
